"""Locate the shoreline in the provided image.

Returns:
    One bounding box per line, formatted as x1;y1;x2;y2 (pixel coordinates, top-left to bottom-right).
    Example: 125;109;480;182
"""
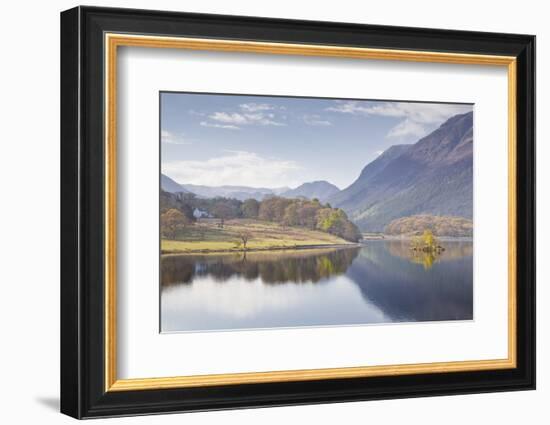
362;234;474;241
162;235;473;255
161;242;359;256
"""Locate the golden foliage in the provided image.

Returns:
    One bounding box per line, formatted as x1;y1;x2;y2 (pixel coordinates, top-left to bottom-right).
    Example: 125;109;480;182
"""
384;214;473;237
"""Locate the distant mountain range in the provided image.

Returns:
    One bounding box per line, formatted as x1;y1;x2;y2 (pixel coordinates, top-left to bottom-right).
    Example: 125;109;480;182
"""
280;181;340;202
161;111;473;232
161;174;191;194
182;184;290;201
161;175;342;203
161;175;290;201
329;111;473;232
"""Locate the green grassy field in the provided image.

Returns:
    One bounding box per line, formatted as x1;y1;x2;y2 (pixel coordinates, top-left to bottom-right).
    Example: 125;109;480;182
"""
161;219;354;254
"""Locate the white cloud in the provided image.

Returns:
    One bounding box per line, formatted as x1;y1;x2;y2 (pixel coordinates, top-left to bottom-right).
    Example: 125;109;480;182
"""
375;150;384;156
199;121;240;130
194;102;287;129
200;109;286;129
386;119;427;139
239;103;275;112
326;101;469;122
209;112;249;125
303;114;332;126
326;101;369;115
161;130;192;145
163;150;302;187
326;101;472;139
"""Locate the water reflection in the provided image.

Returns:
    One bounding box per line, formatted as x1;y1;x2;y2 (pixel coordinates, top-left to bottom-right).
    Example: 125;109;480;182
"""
385;239;473;270
348;241;473;323
161;248;359;286
161;241;473;332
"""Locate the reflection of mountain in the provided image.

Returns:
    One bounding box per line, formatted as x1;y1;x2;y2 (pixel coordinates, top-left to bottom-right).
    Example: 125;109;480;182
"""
346;242;473;322
162;241;473;324
161;248;360;286
330;112;473;232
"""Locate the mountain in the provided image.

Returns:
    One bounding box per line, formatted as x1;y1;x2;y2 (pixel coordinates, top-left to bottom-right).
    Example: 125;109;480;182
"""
328;145;411;207
281;180;340;202
182;184;287;201
331;112;473;232
161;174;190;193
160;174;290;200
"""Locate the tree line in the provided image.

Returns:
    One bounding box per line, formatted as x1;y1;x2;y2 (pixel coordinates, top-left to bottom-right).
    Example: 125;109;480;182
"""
384;214;473;237
161;191;362;242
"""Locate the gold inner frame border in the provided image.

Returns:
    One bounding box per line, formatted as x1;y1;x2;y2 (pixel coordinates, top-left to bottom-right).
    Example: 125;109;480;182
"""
104;33;517;392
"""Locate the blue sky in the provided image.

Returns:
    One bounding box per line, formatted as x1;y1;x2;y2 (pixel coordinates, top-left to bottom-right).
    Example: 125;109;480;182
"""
161;92;472;189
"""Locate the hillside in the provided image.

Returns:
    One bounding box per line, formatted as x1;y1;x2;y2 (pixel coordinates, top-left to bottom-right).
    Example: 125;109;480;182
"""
328;144;411;207
161;174;190;194
161;219;355;254
281;180;340;202
384;215;473;237
331;112;473;231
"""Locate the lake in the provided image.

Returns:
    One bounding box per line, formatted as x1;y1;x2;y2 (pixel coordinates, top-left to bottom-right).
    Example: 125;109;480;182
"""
161;240;473;333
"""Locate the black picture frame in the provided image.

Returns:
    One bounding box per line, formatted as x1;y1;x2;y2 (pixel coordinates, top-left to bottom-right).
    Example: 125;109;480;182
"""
61;5;535;419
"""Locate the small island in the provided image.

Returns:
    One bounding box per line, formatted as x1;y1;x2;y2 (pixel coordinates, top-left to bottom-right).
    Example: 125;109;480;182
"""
380;215;474;269
410;229;445;253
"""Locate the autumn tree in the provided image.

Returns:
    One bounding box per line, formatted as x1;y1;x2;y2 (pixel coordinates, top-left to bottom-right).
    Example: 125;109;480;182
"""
315;208;361;242
384;215;472;238
298;202;321;229
161;208;190;239
241;198;260;218
258;197;292;222
316;208;342;232
341;220;362;242
282;203;300;227
422;229;436;248
211;200;240;228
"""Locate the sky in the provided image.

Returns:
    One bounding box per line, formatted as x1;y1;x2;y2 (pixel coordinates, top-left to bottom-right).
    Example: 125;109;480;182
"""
161;92;472;190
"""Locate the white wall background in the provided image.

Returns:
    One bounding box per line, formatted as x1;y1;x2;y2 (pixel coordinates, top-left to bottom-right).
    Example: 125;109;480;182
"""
0;0;545;423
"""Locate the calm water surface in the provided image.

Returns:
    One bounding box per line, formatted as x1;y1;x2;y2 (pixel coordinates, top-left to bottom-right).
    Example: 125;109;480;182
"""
161;240;473;332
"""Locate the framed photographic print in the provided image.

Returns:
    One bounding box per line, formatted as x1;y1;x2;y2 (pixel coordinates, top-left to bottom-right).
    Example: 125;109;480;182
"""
60;6;535;419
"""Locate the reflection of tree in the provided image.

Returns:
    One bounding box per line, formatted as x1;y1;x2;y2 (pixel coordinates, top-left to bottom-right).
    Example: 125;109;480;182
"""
383;239;473;270
409;251;437;270
162;242;474;324
161;247;360;286
161;255;195;285
346;241;474;322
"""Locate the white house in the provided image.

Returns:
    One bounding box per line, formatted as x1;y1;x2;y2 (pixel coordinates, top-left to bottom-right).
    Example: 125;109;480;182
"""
193;208;210;219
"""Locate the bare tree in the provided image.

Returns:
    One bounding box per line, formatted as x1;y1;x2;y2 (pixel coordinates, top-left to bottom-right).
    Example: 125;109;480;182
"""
236;231;252;251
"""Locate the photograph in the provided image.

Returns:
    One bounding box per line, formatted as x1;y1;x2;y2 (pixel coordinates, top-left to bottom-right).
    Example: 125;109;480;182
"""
159;93;474;332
